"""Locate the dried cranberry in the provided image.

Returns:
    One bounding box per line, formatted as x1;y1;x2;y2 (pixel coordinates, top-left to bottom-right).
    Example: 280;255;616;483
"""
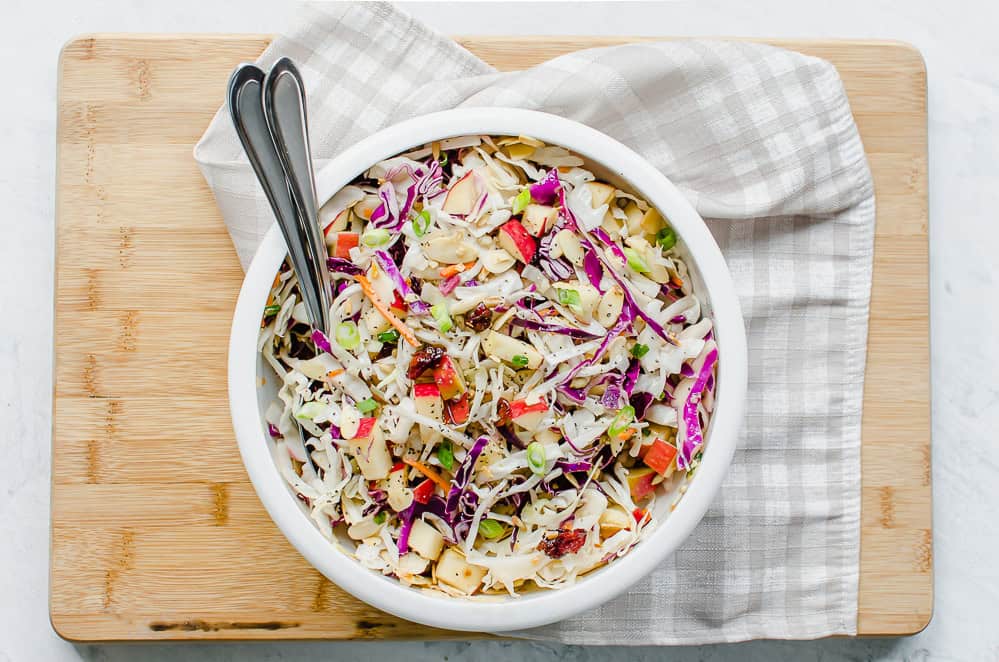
444;392;471;425
463;302;493;332
537;528;587;558
407;344;444;379
493;397;512;425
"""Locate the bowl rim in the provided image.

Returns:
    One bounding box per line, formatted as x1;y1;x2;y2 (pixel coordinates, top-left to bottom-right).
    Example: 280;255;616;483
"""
228;107;747;632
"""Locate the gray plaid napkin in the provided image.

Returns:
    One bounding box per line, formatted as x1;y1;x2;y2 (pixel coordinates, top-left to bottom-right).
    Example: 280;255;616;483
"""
194;1;873;645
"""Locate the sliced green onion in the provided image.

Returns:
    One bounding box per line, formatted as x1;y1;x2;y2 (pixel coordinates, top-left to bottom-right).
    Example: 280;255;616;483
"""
439;151;449;166
512;188;532;215
412;210;432;237
430;302;452;333
335;321;361;350
526;441;546;475
437;440;454;471
557;288;581;307
631;343;650;359
263;304;281;317
373;511;387;525
511;354;529;368
656;226;677;251
295;401;327;421
361;228;391;247
478;519;505;539
357;397;378;414
608;405;635;436
623;247;650;274
377;329;400;344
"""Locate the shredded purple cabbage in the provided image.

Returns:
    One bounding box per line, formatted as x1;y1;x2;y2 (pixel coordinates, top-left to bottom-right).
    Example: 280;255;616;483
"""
629;392;655;421
508;318;600;339
311;329;332;354
676;347;719;470
373;250;429;315
530;168;560;205
267;423;282;438
582;250;604;292
623;358;641;396
555;460;593;473
445;436;490;515
327;257;363;276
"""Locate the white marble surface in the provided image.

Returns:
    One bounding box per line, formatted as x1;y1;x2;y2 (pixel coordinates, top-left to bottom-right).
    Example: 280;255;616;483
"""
1;0;996;660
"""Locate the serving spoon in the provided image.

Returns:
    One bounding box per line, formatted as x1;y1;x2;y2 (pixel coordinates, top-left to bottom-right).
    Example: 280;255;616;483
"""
227;58;332;337
228;58;331;476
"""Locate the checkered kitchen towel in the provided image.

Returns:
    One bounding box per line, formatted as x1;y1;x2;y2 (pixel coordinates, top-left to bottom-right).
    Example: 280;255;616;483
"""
195;1;874;645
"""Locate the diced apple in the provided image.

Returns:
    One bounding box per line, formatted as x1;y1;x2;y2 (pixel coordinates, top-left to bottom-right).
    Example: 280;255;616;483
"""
584;181;616;209
601;211;623;239
362;303;391;335
389;291;408;317
346;420;392;480
322;208;352;241
551;281;601;323
432;355;466;400
599;506;633;538
386;464;414;512
480;330;543;369
520;204;558;237
640;438;678;477
436;548;487;594
595;285;624;328
509;398;548;431
413;382;444;442
555;229;584;266
641;207;664;236
623;202;644;236
626;466;657;502
534;428;561;445
330;231;359;259
497;220;536;263
474;439;507;474
409;519;445;561
442;171;484;216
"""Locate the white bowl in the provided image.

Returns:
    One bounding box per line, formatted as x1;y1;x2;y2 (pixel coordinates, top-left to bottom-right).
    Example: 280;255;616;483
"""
228;108;747;632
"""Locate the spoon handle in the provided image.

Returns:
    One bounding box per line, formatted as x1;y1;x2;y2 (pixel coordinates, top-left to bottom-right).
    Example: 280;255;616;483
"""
263;58;334;337
227;63;331;336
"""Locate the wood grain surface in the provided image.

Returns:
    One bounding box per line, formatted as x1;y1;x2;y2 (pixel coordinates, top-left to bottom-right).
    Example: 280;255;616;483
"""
51;34;931;641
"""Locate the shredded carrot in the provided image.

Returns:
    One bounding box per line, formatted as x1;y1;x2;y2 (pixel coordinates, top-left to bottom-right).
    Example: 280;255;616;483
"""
670;274;684;288
354;274;420;347
617;428;637;442
404;458;450;492
439;260;476;279
326;369;344;379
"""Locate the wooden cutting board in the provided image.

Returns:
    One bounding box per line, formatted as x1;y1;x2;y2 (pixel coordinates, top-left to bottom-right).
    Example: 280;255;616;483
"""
51;34;931;641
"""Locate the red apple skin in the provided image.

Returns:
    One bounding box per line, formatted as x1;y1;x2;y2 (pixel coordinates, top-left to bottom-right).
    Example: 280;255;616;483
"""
509;399;547;418
413;383;441;399
432;356;466;400
333;232;359;259
626;467;657;501
498;220;537;263
442;171;482;216
353;417;377;440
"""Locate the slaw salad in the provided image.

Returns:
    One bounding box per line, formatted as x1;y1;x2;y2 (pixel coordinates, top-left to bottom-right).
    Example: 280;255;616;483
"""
258;134;718;597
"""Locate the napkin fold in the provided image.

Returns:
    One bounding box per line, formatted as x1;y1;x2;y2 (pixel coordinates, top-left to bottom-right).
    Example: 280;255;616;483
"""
195;1;874;645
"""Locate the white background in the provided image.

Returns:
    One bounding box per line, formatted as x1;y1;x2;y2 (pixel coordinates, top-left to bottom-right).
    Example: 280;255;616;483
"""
2;1;997;660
